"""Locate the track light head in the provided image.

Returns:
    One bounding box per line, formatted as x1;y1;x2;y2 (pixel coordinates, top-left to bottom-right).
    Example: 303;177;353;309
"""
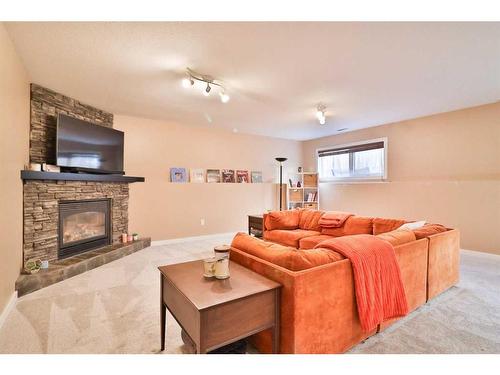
203;83;211;96
220;91;230;103
316;104;327;125
182;76;194;88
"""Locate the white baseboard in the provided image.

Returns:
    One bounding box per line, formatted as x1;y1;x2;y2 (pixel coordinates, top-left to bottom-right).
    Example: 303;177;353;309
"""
0;291;17;330
151;232;238;247
461;249;500;258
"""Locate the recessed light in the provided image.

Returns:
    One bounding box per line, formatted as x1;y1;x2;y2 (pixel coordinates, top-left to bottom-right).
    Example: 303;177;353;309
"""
232;128;238;133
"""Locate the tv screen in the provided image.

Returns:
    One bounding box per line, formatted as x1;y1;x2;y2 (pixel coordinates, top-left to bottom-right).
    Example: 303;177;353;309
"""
57;114;124;174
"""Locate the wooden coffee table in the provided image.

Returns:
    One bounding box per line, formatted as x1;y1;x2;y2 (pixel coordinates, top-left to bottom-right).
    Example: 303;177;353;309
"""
159;260;281;354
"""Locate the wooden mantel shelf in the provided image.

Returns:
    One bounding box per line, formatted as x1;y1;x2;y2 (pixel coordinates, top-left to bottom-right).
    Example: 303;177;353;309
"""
21;170;145;183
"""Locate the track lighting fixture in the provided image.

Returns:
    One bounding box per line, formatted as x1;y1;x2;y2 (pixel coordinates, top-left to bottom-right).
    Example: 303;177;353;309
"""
182;68;230;103
316;104;326;125
204;83;211;96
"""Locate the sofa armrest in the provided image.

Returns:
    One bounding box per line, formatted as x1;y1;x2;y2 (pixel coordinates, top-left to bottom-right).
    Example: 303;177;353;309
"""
427;229;460;300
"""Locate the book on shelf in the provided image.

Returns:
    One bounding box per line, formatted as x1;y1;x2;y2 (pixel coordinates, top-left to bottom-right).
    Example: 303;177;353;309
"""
222;169;235;183
236;170;249;183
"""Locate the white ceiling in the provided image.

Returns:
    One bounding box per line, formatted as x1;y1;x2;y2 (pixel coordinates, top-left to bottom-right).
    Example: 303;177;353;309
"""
6;22;500;140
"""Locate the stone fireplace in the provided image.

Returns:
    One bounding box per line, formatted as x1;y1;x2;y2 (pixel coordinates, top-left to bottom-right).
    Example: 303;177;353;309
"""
23;180;129;262
58;199;111;259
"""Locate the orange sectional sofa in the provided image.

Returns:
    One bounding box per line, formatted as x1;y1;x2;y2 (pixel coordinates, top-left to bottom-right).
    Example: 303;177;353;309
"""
230;209;460;354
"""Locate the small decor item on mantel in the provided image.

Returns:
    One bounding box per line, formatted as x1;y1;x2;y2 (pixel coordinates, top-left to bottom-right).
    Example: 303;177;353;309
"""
133;233;139;241
170;168;188;183
28;163;42;171
127;234;133;242
298;166;303;173
122;233;128;243
24;258;42;274
42;163;60;172
236;170;249;183
214;245;230;279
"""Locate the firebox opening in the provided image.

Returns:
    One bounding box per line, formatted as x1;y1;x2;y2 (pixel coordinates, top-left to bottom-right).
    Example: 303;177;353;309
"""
58;199;111;259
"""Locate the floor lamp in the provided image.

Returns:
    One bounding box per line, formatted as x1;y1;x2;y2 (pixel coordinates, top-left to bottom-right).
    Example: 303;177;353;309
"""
275;157;287;211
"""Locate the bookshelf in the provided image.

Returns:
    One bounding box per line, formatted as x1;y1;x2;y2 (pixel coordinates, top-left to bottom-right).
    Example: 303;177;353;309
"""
286;172;319;210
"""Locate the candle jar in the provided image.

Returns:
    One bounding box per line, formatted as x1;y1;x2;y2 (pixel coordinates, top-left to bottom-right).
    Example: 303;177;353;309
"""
214;245;230;279
203;257;217;278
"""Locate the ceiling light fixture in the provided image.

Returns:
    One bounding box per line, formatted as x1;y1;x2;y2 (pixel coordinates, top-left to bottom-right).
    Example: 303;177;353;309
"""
316;104;327;125
182;68;230;103
204;83;211;96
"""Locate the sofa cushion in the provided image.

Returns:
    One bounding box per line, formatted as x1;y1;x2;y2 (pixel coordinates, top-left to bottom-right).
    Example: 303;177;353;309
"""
264;228;321;248
299;234;333;250
231;232;344;271
373;218;407;235
265;210;300;230
376;229;416;246
321;216;373;236
413;224;448;239
298;209;324;231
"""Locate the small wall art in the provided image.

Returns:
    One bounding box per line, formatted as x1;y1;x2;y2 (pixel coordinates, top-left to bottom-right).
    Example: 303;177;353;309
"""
221;169;235;183
190;169;205;183
207;169;221;183
236;170;249;183
251;171;263;183
170;168;187;183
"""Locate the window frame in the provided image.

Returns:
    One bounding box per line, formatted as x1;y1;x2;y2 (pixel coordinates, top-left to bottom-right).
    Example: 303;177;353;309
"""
316;137;388;183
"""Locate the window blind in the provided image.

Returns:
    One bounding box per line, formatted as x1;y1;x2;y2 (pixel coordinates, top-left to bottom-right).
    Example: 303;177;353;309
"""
317;141;385;158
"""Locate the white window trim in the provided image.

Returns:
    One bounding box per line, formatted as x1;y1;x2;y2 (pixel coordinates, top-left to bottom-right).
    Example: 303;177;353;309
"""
316;137;388;183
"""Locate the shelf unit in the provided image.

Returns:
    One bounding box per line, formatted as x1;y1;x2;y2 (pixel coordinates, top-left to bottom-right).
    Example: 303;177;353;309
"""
286;172;319;210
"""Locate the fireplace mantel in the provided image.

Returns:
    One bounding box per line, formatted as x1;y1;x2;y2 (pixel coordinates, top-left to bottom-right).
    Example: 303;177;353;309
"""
21;170;145;183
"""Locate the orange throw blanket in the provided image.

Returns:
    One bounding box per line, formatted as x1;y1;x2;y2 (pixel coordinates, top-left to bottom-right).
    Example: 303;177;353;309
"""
319;211;354;228
315;235;409;332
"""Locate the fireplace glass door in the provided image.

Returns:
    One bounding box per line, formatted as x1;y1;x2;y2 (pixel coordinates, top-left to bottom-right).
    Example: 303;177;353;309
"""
62;211;106;246
58;199;111;259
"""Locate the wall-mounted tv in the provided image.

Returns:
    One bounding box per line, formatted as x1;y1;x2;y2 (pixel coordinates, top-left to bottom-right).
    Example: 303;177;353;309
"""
56;114;124;174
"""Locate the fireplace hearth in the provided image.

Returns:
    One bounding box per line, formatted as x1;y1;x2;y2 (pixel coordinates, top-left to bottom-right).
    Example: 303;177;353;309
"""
58;199;111;259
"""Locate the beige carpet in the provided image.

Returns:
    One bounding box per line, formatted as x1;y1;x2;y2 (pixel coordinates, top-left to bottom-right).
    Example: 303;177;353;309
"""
0;235;499;354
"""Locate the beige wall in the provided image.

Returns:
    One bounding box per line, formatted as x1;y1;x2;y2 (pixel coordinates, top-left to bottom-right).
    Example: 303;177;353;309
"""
302;103;500;254
0;24;30;314
114;115;301;241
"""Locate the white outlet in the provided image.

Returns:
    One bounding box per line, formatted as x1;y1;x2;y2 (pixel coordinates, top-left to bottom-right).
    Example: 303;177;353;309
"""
200;218;205;226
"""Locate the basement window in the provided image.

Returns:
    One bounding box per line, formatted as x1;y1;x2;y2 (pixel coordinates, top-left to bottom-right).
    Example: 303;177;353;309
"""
317;138;387;182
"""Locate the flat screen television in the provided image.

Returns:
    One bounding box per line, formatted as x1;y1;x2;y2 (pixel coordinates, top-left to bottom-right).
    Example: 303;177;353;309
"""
56;114;124;174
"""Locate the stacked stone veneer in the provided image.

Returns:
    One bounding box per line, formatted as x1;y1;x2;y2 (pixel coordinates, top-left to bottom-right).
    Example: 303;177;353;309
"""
23;84;130;263
23;180;129;262
30;83;113;164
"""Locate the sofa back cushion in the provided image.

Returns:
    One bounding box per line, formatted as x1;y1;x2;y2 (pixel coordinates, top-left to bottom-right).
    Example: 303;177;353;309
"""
298;209;324;231
412;223;448;239
321;216;373;236
231;232;344;271
376;229;416;246
373;218;407;235
265;210;300;230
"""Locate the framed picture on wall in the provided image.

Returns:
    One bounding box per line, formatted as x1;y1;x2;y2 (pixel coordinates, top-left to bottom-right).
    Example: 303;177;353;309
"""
190;169;205;183
221;169;235;183
170;168;187;183
251;171;263;183
236;170;249;183
207;169;221;183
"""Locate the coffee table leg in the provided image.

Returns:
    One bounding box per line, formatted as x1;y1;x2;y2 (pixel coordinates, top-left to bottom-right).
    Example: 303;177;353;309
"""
160;276;166;351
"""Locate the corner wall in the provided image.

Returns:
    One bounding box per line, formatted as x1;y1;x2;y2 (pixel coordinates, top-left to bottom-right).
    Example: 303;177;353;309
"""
0;24;30;315
114;115;301;241
302;102;500;254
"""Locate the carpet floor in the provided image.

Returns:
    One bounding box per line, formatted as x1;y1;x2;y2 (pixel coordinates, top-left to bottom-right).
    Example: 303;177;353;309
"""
0;235;499;354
